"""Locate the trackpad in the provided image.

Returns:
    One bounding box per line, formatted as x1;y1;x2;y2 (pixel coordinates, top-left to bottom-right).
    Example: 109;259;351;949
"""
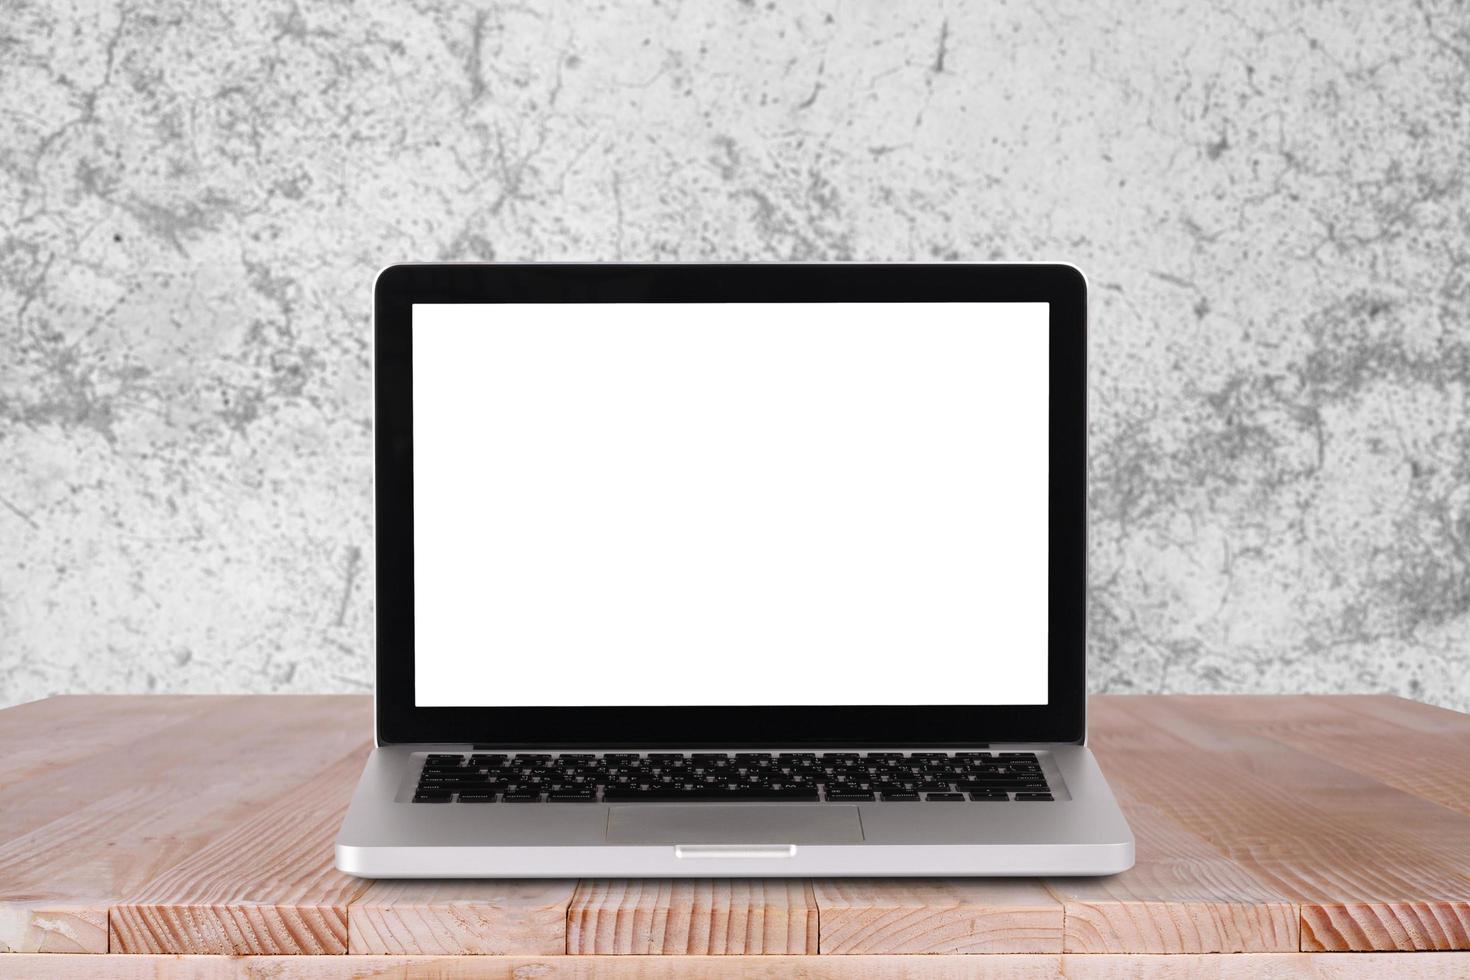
606;805;864;844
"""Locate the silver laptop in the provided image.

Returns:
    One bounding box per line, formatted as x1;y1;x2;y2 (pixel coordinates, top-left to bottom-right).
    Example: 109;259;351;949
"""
335;263;1134;877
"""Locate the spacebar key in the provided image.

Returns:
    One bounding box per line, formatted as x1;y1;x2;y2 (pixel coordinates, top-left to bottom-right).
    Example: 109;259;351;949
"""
602;788;819;802
723;787;820;801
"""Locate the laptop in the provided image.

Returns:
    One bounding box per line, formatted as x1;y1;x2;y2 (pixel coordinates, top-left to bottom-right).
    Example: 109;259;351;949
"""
335;263;1134;877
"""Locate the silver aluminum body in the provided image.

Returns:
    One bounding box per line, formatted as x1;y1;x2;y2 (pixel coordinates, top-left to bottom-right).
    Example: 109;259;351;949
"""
335;743;1133;877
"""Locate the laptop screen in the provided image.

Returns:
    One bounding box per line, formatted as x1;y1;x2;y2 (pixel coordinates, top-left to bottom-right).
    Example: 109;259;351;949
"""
411;302;1049;708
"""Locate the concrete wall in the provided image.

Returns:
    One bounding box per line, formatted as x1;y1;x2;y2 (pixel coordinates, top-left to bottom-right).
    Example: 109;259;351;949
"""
3;1;1467;709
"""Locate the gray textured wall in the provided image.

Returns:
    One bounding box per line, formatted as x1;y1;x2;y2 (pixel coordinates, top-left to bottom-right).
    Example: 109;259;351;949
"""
3;1;1468;710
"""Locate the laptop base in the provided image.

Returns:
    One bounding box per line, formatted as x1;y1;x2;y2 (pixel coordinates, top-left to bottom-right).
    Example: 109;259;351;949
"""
336;743;1134;877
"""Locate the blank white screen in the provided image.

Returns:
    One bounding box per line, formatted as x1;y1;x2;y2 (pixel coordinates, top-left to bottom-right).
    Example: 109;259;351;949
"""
412;303;1049;706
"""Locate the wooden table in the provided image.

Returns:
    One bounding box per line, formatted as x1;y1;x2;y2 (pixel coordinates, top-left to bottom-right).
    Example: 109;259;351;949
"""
1;694;1468;977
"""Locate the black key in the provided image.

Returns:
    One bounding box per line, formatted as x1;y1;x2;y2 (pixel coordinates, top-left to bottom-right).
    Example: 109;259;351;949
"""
458;792;495;802
425;754;464;763
599;787;679;799
420;777;471;787
826;790;875;801
1015;793;1054;801
968;791;1008;801
502;791;541;801
603;787;819;802
881;791;920;801
725;787;821;800
917;782;953;792
925;792;965;801
601;789;693;801
549;792;596;801
413;791;451;803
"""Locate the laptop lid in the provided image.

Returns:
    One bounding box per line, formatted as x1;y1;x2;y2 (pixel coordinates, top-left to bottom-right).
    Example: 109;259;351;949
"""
374;264;1086;747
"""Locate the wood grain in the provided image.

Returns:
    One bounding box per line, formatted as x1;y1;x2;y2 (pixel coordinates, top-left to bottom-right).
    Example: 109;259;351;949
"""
110;751;372;954
566;879;818;954
1049;800;1298;953
0;695;223;794
0;903;106;954
347;879;576;954
3;693;1470;960
1170;695;1470;819
7;953;1470;979
0;695;370;953
812;878;1062;953
1090;696;1470;951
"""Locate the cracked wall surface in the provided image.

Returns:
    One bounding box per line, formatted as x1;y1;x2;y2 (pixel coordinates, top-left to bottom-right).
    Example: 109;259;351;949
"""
2;1;1468;709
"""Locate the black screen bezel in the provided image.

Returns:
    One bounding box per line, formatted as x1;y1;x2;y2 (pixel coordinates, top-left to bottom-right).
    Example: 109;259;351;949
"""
375;263;1086;747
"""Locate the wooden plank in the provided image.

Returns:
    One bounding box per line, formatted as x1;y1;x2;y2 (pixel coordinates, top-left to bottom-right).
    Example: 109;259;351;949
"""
1175;695;1470;818
7;953;1470;979
0;695;225;794
1331;694;1470;736
566;879;818;954
0;695;370;953
1089;696;1470;951
347;880;576;954
0;903;106;955
1050;800;1298;953
812;878;1062;953
1158;696;1470;952
110;750;372;954
2;693;1469;960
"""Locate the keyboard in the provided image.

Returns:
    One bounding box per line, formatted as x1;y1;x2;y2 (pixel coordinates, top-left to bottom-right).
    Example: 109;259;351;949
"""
412;751;1054;803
